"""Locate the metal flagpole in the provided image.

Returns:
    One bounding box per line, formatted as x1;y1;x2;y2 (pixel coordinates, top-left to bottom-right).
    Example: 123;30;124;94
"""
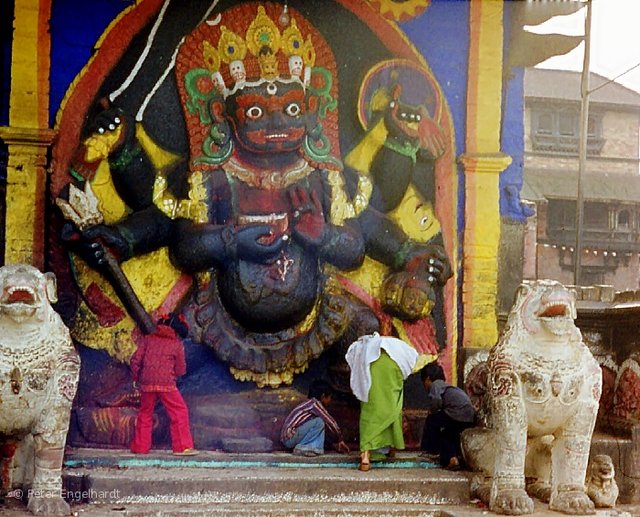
574;0;593;286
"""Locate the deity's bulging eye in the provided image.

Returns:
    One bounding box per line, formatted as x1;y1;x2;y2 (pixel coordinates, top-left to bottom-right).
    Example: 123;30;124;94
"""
285;103;302;117
246;106;264;120
389;101;396;109
267;83;278;95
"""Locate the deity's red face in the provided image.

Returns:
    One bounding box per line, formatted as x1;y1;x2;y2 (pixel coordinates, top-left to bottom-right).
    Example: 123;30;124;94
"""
225;82;313;155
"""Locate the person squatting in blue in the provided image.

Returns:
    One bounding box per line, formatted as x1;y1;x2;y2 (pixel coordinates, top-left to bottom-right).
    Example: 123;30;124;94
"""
280;379;350;457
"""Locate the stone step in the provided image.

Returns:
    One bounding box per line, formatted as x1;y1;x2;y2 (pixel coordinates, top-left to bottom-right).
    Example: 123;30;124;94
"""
62;449;470;507
71;502;456;516
6;498;637;517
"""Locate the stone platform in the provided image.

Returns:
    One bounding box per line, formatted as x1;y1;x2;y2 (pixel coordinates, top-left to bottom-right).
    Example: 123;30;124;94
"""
61;448;469;508
3;447;639;516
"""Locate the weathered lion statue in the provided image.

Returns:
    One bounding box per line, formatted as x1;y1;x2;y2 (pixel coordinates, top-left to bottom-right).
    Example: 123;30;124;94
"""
585;454;618;508
461;279;602;515
0;265;80;516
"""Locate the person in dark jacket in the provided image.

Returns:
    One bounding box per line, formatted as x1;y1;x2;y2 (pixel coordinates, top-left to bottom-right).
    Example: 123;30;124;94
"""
130;314;197;455
420;362;475;470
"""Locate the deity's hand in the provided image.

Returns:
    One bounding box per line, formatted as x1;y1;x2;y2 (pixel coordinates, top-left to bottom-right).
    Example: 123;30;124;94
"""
81;104;136;163
289;187;326;248
61;221;130;269
381;270;436;321
234;224;287;263
402;244;452;286
417;107;446;159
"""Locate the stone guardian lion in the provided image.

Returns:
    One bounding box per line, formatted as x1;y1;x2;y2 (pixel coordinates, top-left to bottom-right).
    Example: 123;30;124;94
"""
0;265;80;516
461;280;602;515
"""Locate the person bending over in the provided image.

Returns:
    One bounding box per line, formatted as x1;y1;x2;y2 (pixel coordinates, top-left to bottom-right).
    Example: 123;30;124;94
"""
420;361;475;470
346;333;418;472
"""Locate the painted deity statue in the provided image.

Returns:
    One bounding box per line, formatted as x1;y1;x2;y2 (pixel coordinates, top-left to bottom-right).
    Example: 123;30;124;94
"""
0;265;80;516
57;2;451;389
461;280;602;515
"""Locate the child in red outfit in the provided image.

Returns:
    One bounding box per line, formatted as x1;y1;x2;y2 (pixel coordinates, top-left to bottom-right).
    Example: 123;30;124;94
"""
129;315;197;455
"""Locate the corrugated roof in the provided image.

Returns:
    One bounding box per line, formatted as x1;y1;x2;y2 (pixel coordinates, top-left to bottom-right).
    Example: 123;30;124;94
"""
525;68;640;107
523;169;640;203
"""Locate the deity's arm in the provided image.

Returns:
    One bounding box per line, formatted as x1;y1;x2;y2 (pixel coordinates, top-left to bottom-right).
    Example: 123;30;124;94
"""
62;204;173;268
169;218;285;272
318;217;365;270
63;103;193;268
72;106;159;210
114;205;174;258
356;203;450;285
288;172;364;270
169;218;234;271
106;139;158;210
411;155;437;206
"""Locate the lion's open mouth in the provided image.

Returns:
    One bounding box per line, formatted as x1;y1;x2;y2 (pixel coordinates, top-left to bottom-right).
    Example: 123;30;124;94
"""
537;299;574;336
538;303;570;319
5;287;36;305
598;469;614;479
1;285;38;321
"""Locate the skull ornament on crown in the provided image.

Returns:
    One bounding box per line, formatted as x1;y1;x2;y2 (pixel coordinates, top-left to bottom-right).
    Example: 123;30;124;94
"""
194;5;316;98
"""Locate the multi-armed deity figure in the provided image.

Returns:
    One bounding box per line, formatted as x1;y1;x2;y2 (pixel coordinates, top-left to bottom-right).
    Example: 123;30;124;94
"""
58;2;451;392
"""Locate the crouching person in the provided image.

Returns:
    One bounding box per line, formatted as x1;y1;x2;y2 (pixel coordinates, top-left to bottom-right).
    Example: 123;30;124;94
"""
281;379;350;457
420;362;475;470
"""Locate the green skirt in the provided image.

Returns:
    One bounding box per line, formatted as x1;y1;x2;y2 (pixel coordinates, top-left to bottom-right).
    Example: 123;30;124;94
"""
359;350;405;452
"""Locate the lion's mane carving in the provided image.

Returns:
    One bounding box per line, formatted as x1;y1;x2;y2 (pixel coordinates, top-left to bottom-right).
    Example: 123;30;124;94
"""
461;280;602;515
0;265;80;516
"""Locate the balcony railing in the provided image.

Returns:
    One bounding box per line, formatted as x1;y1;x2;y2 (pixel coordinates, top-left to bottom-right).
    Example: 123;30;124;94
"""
546;226;640;251
532;134;605;155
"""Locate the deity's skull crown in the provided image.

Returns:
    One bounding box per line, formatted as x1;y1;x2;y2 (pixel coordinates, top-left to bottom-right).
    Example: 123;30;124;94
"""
200;4;316;98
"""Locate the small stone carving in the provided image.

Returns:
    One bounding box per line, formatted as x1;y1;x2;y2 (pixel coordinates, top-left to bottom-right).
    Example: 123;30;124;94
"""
585;454;618;508
461;280;602;515
0;264;80;515
613;356;640;420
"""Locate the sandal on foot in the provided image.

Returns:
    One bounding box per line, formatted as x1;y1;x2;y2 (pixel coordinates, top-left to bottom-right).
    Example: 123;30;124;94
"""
358;451;371;472
358;461;371;472
446;456;461;471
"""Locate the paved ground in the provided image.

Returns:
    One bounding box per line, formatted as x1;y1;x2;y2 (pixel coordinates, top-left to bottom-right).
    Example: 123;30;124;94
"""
3;498;640;516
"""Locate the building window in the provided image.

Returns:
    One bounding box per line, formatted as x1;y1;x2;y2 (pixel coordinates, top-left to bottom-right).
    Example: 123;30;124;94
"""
530;105;604;155
617;209;631;230
547;199;576;237
584;202;609;230
558;108;578;137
